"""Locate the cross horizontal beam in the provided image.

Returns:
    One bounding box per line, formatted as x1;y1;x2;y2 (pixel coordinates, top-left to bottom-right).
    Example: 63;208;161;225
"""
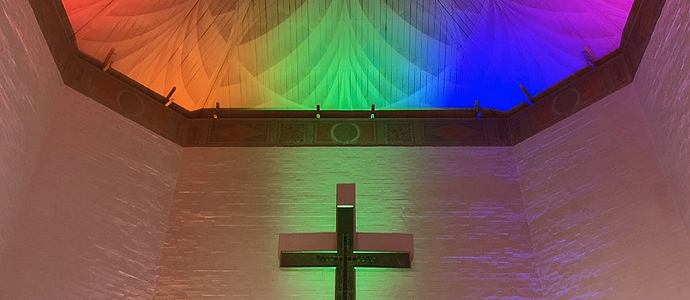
279;232;414;260
278;184;413;300
281;251;411;268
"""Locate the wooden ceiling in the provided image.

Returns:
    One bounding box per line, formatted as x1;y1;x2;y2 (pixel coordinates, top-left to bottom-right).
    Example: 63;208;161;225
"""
29;0;665;146
61;0;633;112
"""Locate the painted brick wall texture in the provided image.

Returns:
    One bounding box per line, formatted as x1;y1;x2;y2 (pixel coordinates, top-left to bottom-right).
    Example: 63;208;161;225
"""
514;85;690;299
2;1;690;299
0;0;62;258
0;87;182;299
633;0;690;237
153;147;541;299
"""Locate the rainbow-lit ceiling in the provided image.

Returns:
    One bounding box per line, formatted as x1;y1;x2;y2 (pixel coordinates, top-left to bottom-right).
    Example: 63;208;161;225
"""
62;0;634;111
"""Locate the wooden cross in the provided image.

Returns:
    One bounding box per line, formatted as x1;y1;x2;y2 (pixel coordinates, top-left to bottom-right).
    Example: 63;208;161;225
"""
279;183;413;300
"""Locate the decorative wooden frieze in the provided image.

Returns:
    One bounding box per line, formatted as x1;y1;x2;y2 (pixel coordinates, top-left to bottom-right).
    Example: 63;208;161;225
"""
315;122;376;144
278;123;307;144
423;122;487;144
210;122;270;144
385;122;414;145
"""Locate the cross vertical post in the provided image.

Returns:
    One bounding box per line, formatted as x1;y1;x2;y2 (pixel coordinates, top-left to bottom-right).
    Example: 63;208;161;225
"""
336;183;356;299
279;184;413;300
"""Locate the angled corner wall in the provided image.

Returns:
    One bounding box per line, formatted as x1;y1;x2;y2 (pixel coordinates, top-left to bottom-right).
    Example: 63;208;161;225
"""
512;1;690;297
1;1;184;298
633;0;690;237
514;85;690;299
0;0;62;258
0;85;183;299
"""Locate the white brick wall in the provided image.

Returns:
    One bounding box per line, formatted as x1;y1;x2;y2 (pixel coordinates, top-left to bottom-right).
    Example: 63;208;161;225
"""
515;86;690;299
2;0;690;299
0;0;62;258
154;147;541;299
634;0;690;238
0;87;182;299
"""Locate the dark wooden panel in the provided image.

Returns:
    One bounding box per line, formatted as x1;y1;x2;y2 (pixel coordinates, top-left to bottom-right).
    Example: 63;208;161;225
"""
423;122;487;144
621;0;667;75
210;122;270;144
509;53;634;144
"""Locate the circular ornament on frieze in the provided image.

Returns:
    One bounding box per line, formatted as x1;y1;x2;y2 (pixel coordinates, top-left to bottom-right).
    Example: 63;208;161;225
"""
551;89;580;115
116;90;145;116
331;123;360;143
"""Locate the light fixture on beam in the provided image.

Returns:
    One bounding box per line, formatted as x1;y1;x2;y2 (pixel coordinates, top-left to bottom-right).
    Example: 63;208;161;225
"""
102;48;116;71
164;86;176;107
520;83;534;105
583;46;597;68
474;100;481;118
213;102;220;119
